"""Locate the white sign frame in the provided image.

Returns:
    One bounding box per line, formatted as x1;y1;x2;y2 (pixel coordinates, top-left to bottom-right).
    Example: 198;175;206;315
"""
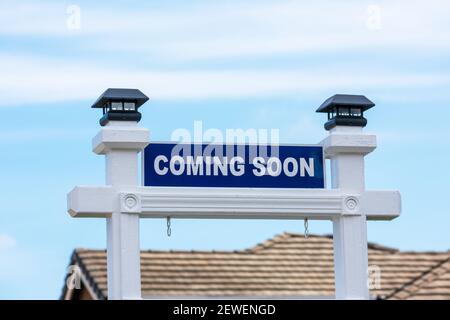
67;121;401;300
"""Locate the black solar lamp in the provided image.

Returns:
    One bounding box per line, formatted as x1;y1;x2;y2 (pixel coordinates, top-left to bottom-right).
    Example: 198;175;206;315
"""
92;88;149;126
316;94;375;130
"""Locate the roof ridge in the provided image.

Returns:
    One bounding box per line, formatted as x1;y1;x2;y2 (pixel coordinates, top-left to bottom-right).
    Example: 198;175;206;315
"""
266;232;399;253
392;250;449;255
386;254;450;300
69;249;107;300
74;248;105;253
73;233;399;255
367;242;398;253
247;232;293;253
283;232;333;239
143;249;247;254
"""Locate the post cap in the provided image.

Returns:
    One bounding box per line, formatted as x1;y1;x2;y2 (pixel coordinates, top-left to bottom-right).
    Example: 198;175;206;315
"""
92;88;149;126
316;94;374;113
316;94;375;130
91;88;149;109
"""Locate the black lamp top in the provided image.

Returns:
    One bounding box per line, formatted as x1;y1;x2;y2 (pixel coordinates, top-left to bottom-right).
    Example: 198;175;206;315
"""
316;94;375;113
91;88;149;109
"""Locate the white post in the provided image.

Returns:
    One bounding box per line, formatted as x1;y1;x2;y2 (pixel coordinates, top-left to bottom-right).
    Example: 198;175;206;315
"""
324;126;374;299
93;121;149;300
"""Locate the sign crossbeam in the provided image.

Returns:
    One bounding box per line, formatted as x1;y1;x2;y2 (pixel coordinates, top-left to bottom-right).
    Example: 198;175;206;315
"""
68;186;400;220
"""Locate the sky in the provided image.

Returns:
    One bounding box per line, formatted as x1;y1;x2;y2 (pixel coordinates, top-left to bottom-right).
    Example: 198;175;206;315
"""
0;0;449;299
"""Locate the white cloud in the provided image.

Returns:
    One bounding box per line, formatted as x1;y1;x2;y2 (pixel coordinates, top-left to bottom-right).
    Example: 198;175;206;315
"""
285;116;324;143
0;128;91;144
0;234;16;250
1;1;450;105
1;0;450;60
0;54;449;106
378;128;450;145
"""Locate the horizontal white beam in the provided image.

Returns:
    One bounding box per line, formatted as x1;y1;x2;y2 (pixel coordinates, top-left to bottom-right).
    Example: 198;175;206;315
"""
138;187;342;220
68;186;401;221
67;186;115;218
362;190;401;220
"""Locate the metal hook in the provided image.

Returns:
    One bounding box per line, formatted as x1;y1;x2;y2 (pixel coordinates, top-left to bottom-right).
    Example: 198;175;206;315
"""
304;218;309;238
166;217;171;237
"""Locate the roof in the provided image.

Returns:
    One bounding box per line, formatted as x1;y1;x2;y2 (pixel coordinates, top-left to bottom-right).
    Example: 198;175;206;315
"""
387;256;450;300
61;232;450;300
91;88;149;109
316;94;375;113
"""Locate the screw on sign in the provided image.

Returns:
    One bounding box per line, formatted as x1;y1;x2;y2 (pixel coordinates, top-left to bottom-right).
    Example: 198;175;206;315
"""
345;197;359;211
125;195;137;209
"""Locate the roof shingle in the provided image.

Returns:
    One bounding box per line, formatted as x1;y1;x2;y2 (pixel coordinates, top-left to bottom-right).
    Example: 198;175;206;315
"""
62;233;450;300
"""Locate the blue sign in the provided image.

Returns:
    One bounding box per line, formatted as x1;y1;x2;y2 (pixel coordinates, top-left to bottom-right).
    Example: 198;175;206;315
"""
144;143;324;189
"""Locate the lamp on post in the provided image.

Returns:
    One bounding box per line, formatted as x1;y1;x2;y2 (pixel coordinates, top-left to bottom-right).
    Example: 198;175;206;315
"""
91;88;149;126
316;94;375;130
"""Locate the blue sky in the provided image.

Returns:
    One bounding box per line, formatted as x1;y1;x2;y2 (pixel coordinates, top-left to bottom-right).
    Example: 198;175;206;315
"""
0;0;449;299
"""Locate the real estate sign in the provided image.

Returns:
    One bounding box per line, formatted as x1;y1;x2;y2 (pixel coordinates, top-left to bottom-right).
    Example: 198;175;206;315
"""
143;142;325;188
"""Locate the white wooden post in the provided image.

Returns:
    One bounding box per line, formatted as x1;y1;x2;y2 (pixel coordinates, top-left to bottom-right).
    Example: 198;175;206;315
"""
322;126;375;299
92;121;150;300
